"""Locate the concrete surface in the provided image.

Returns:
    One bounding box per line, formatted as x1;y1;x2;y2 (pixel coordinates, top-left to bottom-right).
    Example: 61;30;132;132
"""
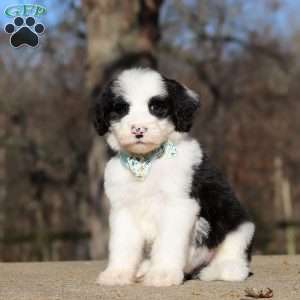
0;256;299;300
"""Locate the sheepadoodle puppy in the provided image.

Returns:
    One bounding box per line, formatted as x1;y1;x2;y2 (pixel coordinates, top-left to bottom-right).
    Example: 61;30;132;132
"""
92;68;255;287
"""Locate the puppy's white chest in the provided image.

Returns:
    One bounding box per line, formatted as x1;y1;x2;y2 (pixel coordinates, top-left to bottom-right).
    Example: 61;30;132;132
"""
105;153;186;202
105;157;171;240
104;139;202;241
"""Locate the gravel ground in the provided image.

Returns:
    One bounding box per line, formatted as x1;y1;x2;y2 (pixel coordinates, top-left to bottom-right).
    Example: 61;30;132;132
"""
0;256;299;300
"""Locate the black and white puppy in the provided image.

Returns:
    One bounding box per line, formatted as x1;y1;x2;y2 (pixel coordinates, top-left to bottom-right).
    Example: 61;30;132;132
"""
92;68;255;286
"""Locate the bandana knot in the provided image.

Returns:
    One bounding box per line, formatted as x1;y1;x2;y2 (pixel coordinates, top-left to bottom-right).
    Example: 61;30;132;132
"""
119;141;176;180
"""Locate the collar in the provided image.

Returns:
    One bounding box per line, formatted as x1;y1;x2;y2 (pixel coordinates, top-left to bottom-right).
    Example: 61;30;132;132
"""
119;141;177;180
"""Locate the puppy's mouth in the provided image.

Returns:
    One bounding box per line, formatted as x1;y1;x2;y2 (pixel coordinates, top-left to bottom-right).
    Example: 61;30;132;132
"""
122;141;159;154
121;139;157;147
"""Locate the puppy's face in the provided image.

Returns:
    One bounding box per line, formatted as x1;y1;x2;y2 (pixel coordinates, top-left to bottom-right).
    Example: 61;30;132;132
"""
92;68;199;154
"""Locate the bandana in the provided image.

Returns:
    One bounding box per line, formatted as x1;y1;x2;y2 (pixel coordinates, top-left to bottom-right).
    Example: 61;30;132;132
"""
119;141;177;180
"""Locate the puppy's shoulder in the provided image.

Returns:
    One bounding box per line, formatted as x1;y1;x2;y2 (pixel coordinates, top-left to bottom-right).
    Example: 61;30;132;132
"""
174;137;203;166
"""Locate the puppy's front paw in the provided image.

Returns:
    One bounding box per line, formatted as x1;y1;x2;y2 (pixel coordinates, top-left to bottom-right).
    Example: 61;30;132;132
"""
96;269;133;286
142;268;183;287
136;260;151;281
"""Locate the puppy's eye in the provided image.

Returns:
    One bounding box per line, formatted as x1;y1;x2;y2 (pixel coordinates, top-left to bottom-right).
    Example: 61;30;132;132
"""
114;102;126;114
110;97;129;120
149;97;169;118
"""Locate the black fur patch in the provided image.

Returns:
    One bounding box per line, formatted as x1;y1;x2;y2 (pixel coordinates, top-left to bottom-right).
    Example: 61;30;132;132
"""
190;154;252;250
148;95;170;118
91;80;129;136
109;96;129;121
246;238;254;262
163;77;200;132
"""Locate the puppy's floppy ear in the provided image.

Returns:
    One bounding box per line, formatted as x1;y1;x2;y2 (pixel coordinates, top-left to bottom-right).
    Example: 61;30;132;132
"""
164;78;200;132
90;80;113;136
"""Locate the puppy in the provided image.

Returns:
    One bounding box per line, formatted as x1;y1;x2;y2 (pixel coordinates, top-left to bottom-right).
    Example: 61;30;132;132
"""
92;68;255;286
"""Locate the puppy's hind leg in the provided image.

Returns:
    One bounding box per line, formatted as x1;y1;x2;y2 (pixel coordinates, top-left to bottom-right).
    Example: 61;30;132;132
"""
198;222;255;282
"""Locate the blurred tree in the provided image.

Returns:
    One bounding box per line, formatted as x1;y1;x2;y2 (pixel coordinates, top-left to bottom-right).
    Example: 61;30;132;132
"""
0;0;299;261
158;0;296;254
0;0;91;261
82;0;163;258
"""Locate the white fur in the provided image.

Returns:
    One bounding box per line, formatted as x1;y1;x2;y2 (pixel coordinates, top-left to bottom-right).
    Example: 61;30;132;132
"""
96;68;254;286
185;246;215;274
198;222;255;281
184;218;214;274
97;136;202;286
107;68;173;154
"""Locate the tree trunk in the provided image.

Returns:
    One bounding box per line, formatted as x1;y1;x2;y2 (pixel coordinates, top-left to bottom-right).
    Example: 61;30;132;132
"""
82;0;163;258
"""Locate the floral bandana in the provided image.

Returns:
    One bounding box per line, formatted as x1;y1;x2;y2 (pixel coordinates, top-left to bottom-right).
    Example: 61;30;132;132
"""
119;141;177;180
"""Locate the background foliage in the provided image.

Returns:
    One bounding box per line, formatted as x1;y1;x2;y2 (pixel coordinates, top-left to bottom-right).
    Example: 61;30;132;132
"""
0;0;299;261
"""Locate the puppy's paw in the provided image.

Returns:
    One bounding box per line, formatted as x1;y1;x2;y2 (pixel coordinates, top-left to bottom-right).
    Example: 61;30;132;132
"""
96;269;133;286
135;260;151;281
219;260;249;281
142;268;183;287
199;260;249;282
198;264;219;281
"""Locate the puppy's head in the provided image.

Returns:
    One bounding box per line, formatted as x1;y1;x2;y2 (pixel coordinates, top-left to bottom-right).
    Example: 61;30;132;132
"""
92;68;199;154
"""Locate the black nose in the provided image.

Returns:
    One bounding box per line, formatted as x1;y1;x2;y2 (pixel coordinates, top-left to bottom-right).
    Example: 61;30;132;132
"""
131;125;147;138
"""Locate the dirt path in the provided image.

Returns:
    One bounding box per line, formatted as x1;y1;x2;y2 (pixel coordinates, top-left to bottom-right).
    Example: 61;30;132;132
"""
0;256;299;300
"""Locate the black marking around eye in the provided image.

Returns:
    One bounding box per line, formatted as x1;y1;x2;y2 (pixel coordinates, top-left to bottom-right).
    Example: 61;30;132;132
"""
148;96;170;118
109;96;129;120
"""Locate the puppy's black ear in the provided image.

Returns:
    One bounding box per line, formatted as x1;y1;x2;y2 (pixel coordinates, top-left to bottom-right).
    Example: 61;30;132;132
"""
90;81;113;136
164;78;200;132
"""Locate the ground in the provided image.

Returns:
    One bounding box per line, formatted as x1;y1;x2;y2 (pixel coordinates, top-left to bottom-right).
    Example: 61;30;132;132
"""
0;256;299;300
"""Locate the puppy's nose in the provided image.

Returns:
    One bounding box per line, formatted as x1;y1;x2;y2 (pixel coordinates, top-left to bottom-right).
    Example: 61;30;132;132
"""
131;125;148;138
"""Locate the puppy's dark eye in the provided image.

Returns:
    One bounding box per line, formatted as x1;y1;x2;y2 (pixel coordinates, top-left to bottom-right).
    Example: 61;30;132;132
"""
110;97;129;120
149;96;169;118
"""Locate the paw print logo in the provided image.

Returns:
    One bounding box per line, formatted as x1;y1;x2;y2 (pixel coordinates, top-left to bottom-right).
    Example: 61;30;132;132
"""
4;16;45;48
